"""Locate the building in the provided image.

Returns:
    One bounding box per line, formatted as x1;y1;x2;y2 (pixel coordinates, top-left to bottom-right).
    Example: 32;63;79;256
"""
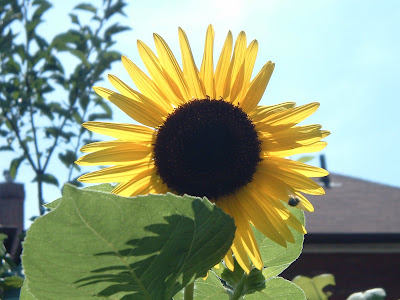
281;172;400;299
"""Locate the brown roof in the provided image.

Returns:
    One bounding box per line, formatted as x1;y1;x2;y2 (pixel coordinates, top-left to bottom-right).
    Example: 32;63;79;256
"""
305;173;400;233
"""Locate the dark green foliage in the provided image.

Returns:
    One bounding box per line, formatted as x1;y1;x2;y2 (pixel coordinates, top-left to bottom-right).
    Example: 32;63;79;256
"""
0;0;130;214
0;234;24;299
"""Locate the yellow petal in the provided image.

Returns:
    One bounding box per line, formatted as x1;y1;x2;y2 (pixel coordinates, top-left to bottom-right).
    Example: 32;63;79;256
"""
230;201;263;269
263;157;329;177
76;143;152;166
224;249;235;271
93;87;162;128
240;61;274;113
178;27;205;99
153;33;190;101
229;62;245;103
108;74;169;119
111;166;157;196
199;25;215;98
241;187;295;243
232;40;259;106
121;55;173;113
252;169;315;213
77;160;153;183
234;188;287;247
137;40;184;106
294;192;315;212
219;199;262;273
82;121;155;143
80;140;132;153
249;102;296;121
258;164;325;195
256;102;320;131
214;31;233;98
229;32;247;89
260;125;330;153
265;141;328;157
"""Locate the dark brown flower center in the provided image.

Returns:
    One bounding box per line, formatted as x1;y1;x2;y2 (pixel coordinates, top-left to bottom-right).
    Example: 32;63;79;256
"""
153;98;261;200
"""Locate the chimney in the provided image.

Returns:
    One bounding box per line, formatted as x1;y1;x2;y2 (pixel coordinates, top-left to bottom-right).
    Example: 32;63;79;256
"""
319;154;331;188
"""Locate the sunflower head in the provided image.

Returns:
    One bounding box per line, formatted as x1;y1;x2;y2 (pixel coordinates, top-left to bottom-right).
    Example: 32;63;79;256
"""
76;25;330;274
154;97;262;200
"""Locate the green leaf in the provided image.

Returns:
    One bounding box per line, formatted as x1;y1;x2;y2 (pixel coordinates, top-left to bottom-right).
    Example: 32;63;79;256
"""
74;3;97;13
245;277;306;300
257;205;306;279
104;0;127;19
58;150;77;168
69;13;80;25
88;112;111;121
31;0;52;21
9;156;25;179
292;274;335;300
173;271;229;300
22;184;236;299
103;23;130;41
1;275;24;289
4;59;21;74
0;145;13;151
32;173;59;187
0;233;7;242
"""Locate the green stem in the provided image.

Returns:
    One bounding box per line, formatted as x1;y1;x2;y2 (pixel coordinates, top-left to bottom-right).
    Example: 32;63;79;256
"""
230;273;247;300
183;282;194;300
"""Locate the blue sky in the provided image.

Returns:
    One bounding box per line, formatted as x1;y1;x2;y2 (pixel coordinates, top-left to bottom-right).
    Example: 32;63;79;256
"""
2;0;400;227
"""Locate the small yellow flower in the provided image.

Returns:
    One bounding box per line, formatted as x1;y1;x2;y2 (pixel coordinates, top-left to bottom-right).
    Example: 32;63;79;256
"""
76;25;329;274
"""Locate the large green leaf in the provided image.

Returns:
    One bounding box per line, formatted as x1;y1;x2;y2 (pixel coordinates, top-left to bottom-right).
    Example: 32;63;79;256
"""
245;277;306;299
22;184;235;299
43;183;114;210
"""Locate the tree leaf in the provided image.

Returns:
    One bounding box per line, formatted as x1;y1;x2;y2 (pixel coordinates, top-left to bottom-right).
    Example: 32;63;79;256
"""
292;274;335;300
74;3;97;13
31;0;52;21
69;13;80;26
103;23;130;41
245;277;306;300
0;145;13;151
32;173;59;187
9;156;25;179
1;275;24;289
22;184;236;299
88;112;111;121
104;0;127;19
58;150;77;168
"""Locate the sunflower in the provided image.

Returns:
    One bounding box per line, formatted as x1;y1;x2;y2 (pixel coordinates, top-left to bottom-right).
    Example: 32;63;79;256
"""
76;25;329;274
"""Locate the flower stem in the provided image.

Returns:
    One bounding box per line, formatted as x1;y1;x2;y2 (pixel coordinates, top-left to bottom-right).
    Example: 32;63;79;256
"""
183;282;194;300
229;273;247;300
